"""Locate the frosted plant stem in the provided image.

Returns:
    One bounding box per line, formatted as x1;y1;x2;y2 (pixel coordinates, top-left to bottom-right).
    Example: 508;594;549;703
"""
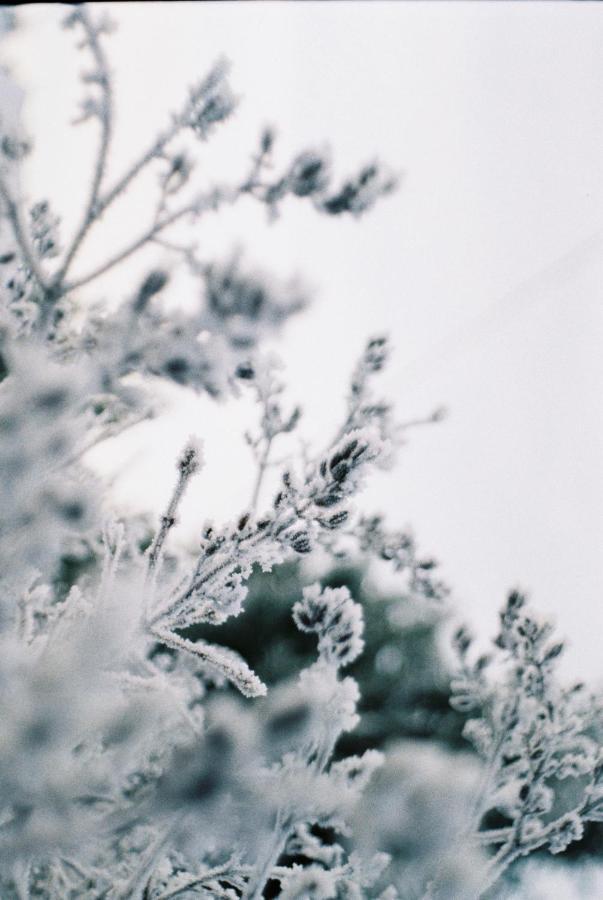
473;827;513;847
250;436;273;513
56;6;114;285
92;56;233;224
62;199;209;293
96;109;189;219
151;626;267;697
245;722;336;899
146;467;190;578
98;522;125;603
145;439;202;620
116;816;183;900
150;510;299;627
466;731;506;836
157;864;251;899
246;812;290;900
476;842;520;898
0;175;48;291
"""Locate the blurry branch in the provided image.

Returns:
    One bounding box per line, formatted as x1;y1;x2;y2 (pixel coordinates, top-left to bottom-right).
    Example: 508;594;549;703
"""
250;438;272;513
97;520;125;602
244;361;301;513
55;5;114;282
478;792;600;897
40;9;237;309
0;175;49;291
113;819;183;900
1;0;397;353
156;863;252;900
62;188;235;292
65;407;154;469
90;55;234;230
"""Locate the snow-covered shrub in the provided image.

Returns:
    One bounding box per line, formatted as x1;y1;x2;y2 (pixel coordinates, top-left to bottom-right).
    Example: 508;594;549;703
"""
0;6;600;898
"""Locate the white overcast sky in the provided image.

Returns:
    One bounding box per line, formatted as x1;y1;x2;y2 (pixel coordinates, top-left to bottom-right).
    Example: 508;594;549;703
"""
4;2;603;679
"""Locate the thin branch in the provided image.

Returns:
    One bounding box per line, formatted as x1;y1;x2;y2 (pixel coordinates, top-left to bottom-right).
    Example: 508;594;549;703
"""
64;408;154;468
0;174;48;291
115;817;183;900
472;827;513;846
143;439;202;625
150;509;299;628
146;452;199;578
63;188;235;293
250;436;273;513
476;794;593;897
55;7;115;284
97;520;125;602
246;813;289;900
477;841;521;897
63;200;202;292
151;627;267;698
97;122;183;220
93;72;214;222
157;864;251;900
53;54;234;293
151;236;202;272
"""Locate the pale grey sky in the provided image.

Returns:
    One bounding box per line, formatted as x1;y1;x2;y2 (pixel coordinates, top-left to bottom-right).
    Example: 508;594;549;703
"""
5;1;603;679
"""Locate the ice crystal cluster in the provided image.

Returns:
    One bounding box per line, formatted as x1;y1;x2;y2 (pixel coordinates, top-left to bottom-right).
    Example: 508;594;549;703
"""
0;6;600;899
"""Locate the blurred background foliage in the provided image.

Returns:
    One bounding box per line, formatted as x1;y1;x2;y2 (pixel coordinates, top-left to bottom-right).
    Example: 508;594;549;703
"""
52;536;465;753
189;560;465;757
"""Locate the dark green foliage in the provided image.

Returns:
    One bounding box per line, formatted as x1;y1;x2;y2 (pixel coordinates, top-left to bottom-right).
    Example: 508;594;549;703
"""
189;562;466;755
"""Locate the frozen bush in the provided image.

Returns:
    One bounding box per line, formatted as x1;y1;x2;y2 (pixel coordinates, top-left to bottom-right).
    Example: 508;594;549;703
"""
0;6;600;899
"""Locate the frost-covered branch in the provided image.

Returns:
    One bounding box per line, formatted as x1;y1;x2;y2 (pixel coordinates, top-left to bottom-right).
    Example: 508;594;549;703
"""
56;6;115;283
146;438;203;578
244;359;301;512
95;57;235;223
0;175;49;292
451;591;603;896
63;187;235;292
